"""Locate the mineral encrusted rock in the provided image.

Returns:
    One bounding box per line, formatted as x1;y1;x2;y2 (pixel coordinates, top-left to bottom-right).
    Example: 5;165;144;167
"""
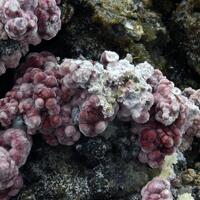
0;1;199;199
0;0;62;75
0;50;200;199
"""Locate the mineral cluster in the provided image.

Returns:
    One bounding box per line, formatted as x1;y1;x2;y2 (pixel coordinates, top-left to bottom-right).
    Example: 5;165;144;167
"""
0;0;61;75
141;177;173;200
0;50;200;199
172;0;200;76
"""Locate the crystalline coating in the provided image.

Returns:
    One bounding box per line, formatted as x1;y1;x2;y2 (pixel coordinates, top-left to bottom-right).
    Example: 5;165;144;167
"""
0;0;61;75
35;0;61;40
0;128;30;199
0;51;154;143
0;146;23;200
141;177;173;200
138;122;181;168
0;51;200;199
0;0;61;43
1;50;200;152
129;69;200;168
79;95;108;137
183;87;200;108
149;70;182;126
0;128;32;167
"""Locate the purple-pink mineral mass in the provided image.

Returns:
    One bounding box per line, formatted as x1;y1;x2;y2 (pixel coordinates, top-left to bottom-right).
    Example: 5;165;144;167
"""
0;0;61;75
141;177;173;200
0;51;199;199
0;128;31;200
0;146;23;200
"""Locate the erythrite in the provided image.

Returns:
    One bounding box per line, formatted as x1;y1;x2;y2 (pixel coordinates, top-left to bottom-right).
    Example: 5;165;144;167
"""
138;122;181;168
0;51;155;144
0;128;31;200
0;51;200;199
141;177;173;200
0;0;61;75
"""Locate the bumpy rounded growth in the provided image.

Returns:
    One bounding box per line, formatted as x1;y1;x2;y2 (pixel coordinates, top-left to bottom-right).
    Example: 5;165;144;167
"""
0;51;155;144
0;51;200;199
141;177;173;200
0;0;61;43
0;146;23;200
0;0;61;75
0;128;32;166
139;122;181;168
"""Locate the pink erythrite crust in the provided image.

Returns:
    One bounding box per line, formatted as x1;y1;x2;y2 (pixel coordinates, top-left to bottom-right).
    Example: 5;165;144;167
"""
0;128;32;167
148;69;182;126
0;50;200;162
0;51;200;199
79;95;109;137
0;0;61;75
141;177;173;200
148;70;200;153
138;122;181;168
1;0;61;43
19;51;58;72
183;87;200;108
0;129;31;199
35;0;61;40
0;146;23;200
0;50;200;149
0;51;155;142
153;78;181;126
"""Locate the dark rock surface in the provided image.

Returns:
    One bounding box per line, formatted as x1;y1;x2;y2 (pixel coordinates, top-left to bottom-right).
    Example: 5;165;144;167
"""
15;123;158;200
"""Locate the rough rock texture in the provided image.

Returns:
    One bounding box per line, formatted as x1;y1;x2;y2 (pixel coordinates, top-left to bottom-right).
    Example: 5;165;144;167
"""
57;0;200;90
172;0;200;76
15;124;158;200
170;138;200;200
63;0;169;71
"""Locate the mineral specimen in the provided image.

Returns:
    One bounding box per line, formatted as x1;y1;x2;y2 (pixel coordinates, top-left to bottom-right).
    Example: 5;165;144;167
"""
0;128;31;199
141;177;173;200
0;0;61;75
0;50;200;199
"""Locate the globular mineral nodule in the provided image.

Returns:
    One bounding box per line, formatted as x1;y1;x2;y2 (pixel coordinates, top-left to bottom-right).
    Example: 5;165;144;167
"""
0;50;199;200
0;0;62;75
